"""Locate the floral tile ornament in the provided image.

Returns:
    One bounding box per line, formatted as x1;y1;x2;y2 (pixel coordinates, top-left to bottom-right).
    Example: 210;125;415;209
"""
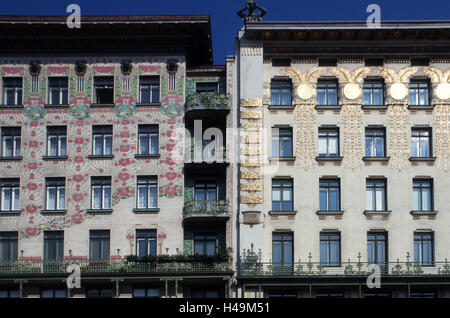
160;94;184;118
23;97;46;120
69;96;92;120
114;95;137;118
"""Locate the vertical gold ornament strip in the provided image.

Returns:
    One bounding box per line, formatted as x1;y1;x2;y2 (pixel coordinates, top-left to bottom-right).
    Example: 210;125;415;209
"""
388;104;410;171
294;104;317;171
341;104;364;171
434;104;450;172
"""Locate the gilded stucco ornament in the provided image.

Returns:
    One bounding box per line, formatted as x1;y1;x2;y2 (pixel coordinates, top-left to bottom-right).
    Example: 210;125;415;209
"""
293;104;317;171
284;67;326;101
436;83;450;100
378;66;418;100
343;83;362;100
388;104;411;171
331;67;371;100
423;67;450;101
433;104;450;172
341;104;364;170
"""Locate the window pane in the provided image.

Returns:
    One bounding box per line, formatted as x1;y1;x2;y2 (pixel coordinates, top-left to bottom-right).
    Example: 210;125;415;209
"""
366;188;374;210
328;137;338;156
329;188;339;210
319;188;327;210
92;186;102;209
104;136;112;155
422;188;431;211
138;185;147;208
413;188;420;210
1;188;11;211
318;138;327;156
93;136;103;155
103;186;111;209
47;187;56;210
58;187;65;210
375;188;385;210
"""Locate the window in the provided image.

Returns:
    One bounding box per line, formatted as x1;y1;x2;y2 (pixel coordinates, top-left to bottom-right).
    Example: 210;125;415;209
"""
44;231;64;260
318;128;339;157
272;127;293;158
410;291;436;298
272;179;293;212
409;80;430;106
1;127;21;157
0;290;19;298
136;230;157;257
48;77;68;105
2;77;22;105
316;291;344;298
91;177;111;210
366;179;387;211
92;125;113;156
194;181;217;211
270;80;292;105
268;290;297;298
413;179;433;211
367;232;387;265
93;76;114;104
272;232;293;269
194;233;217;256
138;125;159;155
139;76;160;103
42;289;67;298
320;232;341;267
364;291;391;298
365;129;385;157
45;178;65;211
411;129;431;158
414;232;434;266
191;290;219;298
0;178;19;212
89;230;110;259
363;80;384;105
47;126;67;157
133;288;159;298
137;176;158;209
317;80;338;105
86;288;113;298
319;179;340;211
196;82;218;93
0;232;18;261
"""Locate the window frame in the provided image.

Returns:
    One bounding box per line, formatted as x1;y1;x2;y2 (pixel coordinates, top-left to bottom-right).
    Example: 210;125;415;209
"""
363;79;384;106
320;232;341;267
271;179;293;212
92;125;113;156
0;178;19;212
318;128;340;157
319;179;341;212
136;176;158;209
1;127;21;158
89;230;110;260
409;80;430;106
367;232;388;265
414;232;434;266
45;177;66;211
0;231;18;261
93;76;114;105
411;128;432;158
413;179;433;211
365;179;387;211
270;79;292;106
194;232;217;256
365;128;386;157
138;124;159;156
139;76;160;103
90;177;112;210
317;80;338;106
46;126;67;157
2;77;23;106
47;76;69;105
135;229;157;257
272;127;293;158
272;232;294;267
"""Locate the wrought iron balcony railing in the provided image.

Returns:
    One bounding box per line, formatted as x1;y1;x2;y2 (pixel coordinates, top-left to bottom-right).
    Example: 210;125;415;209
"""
185;92;230;111
239;260;450;277
183;200;230;217
0;258;232;275
186;146;228;163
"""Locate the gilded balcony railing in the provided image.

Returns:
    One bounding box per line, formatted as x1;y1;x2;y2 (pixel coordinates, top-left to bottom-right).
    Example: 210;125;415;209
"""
0;258;232;275
239;260;450;277
185;92;230;111
183;200;230;217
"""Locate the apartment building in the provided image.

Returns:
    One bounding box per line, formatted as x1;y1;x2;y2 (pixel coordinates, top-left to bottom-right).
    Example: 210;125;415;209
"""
234;21;450;298
0;15;234;298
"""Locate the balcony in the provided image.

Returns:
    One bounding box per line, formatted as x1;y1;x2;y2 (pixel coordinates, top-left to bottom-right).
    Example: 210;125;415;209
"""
185;92;230;113
239;260;450;277
0;257;232;276
183;200;230;222
185;145;229;165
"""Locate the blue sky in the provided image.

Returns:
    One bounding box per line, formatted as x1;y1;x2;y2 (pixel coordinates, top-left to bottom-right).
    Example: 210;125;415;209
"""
1;0;449;64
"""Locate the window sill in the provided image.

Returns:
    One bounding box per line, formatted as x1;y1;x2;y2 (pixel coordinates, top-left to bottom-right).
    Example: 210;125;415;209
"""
315;105;341;111
316;210;344;216
134;154;161;159
268;210;297;216
44;104;69;108
409;157;436;162
268;105;295;110
269;156;296;161
132;208;160;214
86;209;113;214
362;156;390;162
88;155;114;159
90;103;115;107
42;155;68;161
315;156;343;162
362;105;388;110
0;156;22;161
408;105;434;111
136;102;161;107
363;210;391;216
40;209;67;214
410;210;438;216
0;211;20;215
